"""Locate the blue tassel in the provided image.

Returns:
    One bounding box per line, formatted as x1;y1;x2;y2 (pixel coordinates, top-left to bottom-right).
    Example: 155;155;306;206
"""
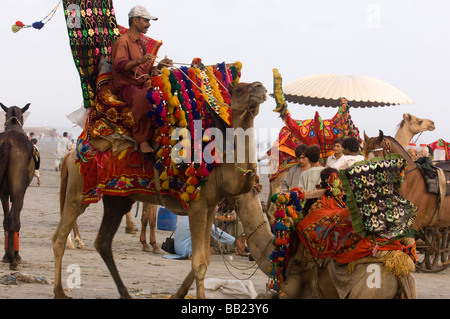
32;21;45;29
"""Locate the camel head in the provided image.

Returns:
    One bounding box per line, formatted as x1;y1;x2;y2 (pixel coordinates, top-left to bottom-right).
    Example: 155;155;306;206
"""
228;82;267;117
400;113;435;134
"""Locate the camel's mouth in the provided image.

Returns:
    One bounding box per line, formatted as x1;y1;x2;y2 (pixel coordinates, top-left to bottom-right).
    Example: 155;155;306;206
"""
250;82;267;104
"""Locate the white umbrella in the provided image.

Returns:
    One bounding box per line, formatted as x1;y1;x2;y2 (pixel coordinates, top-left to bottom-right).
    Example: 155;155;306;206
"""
278;74;414;108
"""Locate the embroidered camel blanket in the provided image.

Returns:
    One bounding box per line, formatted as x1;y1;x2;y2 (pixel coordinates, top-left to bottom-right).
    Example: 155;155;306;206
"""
76;60;242;209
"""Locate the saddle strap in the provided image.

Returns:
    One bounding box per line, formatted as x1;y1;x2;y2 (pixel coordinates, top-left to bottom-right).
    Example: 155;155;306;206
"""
429;168;447;226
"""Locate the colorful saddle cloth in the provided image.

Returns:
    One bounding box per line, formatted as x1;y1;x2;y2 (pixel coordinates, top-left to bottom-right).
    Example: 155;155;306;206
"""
76;60;242;208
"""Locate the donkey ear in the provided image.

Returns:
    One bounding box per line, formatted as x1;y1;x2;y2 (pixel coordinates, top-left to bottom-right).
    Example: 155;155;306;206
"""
0;103;7;112
21;103;31;113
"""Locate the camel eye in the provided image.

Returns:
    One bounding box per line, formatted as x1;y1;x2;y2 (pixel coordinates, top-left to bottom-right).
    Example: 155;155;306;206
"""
235;87;242;94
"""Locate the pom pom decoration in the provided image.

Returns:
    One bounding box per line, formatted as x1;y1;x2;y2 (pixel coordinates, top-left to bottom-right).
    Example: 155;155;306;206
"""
11;1;61;33
144;60;242;209
268;188;306;297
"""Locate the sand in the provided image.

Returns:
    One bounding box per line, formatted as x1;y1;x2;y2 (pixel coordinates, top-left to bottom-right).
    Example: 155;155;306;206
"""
0;137;448;299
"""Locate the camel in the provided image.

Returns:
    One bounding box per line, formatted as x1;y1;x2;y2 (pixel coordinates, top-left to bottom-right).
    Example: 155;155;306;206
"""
209;186;417;299
394;113;435;150
52;81;267;299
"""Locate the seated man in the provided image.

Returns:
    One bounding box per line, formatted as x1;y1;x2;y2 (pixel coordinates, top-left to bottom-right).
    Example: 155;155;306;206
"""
109;5;172;154
162;216;245;259
280;144;310;192
330;137;364;171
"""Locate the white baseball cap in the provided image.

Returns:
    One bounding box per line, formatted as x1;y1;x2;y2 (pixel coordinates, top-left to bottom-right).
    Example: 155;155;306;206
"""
128;5;158;21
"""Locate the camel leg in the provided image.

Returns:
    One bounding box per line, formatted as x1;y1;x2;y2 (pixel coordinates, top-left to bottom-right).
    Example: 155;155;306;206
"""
72;221;85;249
148;204;160;254
171;270;196;299
52;203;87;299
125;212;136;234
188;204;215;299
66;233;76;249
140;203;151;252
96;195;134;299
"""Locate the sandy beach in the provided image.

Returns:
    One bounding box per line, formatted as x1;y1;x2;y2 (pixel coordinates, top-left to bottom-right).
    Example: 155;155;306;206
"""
0;137;448;300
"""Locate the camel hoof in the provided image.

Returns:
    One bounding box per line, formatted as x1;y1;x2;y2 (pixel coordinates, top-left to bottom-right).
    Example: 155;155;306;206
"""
76;241;86;250
152;248;162;255
142;246;152;252
125;227;137;234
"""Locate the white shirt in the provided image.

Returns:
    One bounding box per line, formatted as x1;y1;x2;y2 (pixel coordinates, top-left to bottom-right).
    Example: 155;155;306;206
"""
325;154;343;168
330;154;365;171
57;137;71;158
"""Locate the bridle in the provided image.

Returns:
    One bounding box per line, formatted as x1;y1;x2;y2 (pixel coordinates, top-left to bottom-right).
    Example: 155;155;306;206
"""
367;138;391;157
368;137;419;175
4;108;23;131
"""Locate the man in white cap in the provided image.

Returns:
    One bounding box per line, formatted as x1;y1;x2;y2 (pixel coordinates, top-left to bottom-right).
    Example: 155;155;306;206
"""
110;5;172;154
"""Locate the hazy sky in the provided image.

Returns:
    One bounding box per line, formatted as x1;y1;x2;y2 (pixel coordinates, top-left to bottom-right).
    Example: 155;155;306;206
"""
1;0;448;145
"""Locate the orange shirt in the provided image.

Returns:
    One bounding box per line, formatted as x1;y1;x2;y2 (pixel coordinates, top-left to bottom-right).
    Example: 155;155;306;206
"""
109;31;153;93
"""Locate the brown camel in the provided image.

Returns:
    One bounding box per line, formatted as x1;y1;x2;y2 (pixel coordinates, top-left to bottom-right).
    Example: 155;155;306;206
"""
213;187;417;299
394;113;435;150
52;81;267;299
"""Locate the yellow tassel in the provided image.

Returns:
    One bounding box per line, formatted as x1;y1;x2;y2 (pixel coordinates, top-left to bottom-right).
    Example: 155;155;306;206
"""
11;25;21;33
169;95;180;107
180;192;190;201
161;180;170;189
160;170;168;180
186;185;196;194
118;149;128;160
272;68;287;113
384;251;415;277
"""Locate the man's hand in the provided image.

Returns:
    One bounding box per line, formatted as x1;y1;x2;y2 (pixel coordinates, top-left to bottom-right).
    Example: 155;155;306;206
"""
138;53;156;65
157;55;173;69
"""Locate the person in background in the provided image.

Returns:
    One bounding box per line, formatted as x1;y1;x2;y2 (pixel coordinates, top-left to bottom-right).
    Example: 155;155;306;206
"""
31;138;41;186
280;144;310;192
330;137;364;171
298;145;324;191
56;132;71;171
326;137;344;168
162;216;245;259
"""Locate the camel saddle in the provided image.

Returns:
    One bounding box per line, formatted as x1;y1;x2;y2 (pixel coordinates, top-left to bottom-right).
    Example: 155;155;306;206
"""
415;157;450;197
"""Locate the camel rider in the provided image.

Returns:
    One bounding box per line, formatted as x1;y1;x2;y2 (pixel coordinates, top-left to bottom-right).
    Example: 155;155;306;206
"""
110;5;173;154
